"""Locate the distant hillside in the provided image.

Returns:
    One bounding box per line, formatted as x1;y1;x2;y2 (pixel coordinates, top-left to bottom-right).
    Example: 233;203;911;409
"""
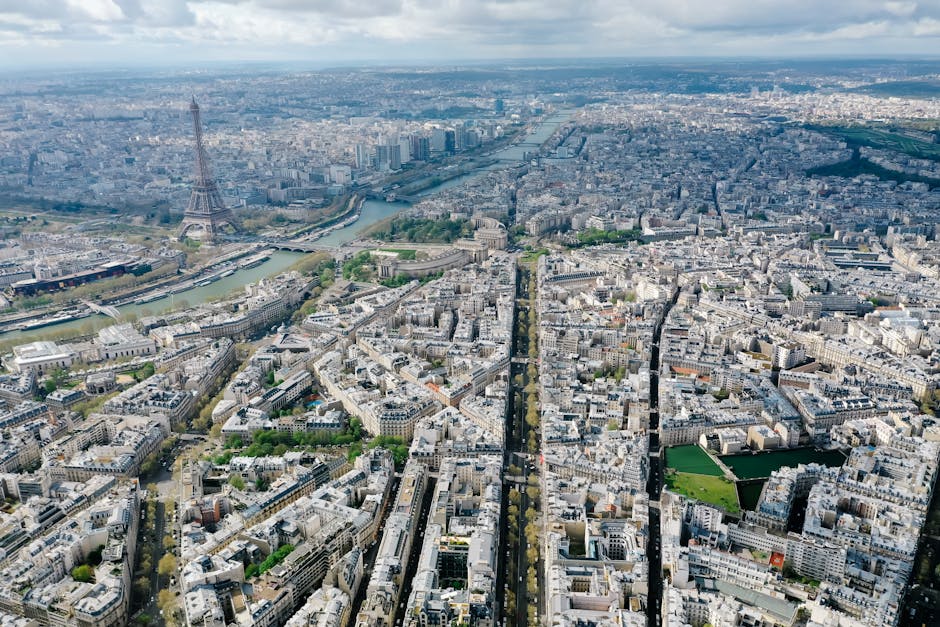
849;80;940;98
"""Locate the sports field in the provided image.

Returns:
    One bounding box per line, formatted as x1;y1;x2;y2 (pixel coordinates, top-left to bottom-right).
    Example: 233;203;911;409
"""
665;445;724;476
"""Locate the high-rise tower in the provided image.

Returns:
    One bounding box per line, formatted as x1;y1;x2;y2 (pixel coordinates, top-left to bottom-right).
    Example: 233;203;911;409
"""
178;97;237;240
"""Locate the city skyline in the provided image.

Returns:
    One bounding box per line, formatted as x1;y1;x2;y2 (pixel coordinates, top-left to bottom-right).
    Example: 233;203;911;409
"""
2;0;940;69
0;30;939;627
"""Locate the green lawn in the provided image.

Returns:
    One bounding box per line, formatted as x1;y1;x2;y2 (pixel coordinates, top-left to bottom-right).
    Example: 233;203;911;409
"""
665;445;724;476
665;471;740;513
520;248;549;263
719;448;846;480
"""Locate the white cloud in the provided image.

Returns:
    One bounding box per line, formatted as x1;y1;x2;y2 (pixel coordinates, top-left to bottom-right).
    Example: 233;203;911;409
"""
884;2;917;17
0;0;939;65
65;0;124;22
913;16;940;35
798;20;891;41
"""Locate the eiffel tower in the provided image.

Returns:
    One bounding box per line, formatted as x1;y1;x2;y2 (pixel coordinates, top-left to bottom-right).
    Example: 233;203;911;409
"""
178;97;237;240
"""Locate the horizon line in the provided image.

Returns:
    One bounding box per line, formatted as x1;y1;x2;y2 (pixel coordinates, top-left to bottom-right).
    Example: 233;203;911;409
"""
1;54;939;77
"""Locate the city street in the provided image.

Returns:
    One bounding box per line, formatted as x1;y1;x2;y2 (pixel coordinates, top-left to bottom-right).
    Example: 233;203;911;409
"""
506;264;536;627
644;288;676;627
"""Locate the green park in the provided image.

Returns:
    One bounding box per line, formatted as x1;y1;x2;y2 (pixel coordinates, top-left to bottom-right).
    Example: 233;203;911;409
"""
664;445;739;513
664;444;848;515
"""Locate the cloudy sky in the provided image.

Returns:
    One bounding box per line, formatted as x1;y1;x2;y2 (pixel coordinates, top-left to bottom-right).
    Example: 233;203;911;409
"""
1;0;939;68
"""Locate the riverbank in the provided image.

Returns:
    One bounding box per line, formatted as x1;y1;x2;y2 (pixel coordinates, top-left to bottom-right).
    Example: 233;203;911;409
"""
394;158;499;198
307;195;369;242
0;250;304;349
0;110;575;345
315;111;574;247
315;199;410;247
286;193;364;240
112;249;273;307
0;245;275;337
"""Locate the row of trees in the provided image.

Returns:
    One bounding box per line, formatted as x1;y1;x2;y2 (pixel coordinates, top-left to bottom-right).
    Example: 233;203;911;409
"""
139;434;178;477
367;435;409;467
505;484;520;620
133;494;180;625
133;500;158;606
56;261;180;305
220;418;411;466
522;265;542;627
571;227;643;248
222;418;365;458
185;360;239;434
245;544;295;578
7;260;179;314
379;270;443;288
521;267;541;454
368;216;473;243
505;482;542;624
506;265;542;626
291;255;336;324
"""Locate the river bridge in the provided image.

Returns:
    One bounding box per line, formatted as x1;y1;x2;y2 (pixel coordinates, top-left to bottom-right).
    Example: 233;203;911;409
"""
82;300;121;319
265;240;336;253
363;190;422;204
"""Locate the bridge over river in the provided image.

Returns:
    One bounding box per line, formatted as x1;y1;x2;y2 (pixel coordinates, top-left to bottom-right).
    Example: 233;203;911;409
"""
82;300;121;319
266;240;335;253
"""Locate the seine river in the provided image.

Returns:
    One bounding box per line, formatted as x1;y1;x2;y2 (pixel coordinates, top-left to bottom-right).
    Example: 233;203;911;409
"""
0;251;304;344
0;111;573;345
316;111;572;246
